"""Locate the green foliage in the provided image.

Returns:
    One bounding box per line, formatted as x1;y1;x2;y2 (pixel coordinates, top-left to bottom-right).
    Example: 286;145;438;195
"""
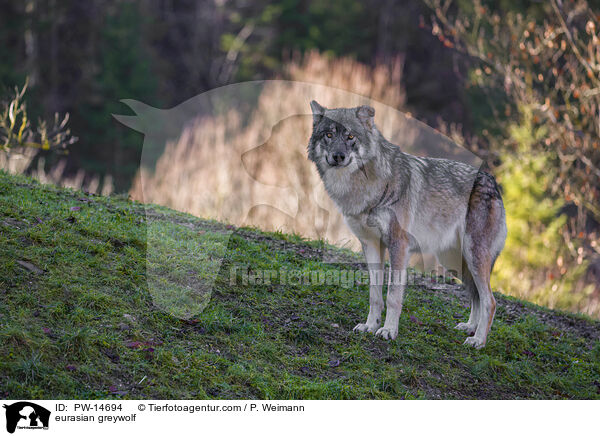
0;170;598;399
495;106;591;312
75;2;158;187
224;0;379;81
426;0;600;317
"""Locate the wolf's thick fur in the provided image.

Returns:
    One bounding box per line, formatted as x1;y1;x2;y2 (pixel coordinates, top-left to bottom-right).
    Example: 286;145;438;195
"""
308;101;507;348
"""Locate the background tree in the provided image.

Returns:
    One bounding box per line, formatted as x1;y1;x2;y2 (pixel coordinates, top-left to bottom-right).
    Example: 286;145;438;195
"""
425;0;600;314
0;0;467;190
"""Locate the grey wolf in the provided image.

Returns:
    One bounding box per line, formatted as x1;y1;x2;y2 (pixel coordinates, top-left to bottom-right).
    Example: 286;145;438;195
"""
308;101;507;348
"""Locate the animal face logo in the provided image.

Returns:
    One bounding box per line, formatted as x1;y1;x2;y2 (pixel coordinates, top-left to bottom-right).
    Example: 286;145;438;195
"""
114;80;481;320
3;402;50;433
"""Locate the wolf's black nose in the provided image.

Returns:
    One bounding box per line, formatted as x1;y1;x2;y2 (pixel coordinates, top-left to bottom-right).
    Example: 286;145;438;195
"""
332;152;346;164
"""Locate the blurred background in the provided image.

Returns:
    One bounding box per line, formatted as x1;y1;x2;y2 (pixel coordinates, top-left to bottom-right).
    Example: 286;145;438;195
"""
1;0;599;317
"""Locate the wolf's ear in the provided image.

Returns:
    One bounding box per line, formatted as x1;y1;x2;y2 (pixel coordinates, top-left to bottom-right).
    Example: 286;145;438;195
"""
356;105;375;130
310;100;326;125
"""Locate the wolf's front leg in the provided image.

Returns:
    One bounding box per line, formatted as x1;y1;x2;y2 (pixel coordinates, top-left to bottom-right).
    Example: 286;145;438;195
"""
376;226;409;340
353;238;385;334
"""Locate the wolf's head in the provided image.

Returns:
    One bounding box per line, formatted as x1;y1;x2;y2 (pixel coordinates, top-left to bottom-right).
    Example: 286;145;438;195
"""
307;101;381;176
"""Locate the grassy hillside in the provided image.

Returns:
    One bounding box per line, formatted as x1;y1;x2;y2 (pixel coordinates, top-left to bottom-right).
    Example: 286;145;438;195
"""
0;170;599;399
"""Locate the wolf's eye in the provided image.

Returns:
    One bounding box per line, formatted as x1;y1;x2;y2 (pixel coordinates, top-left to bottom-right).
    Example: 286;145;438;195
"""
348;135;354;140
326;133;332;138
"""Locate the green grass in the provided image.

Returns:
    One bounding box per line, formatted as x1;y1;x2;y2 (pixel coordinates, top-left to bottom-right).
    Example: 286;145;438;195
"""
0;170;598;399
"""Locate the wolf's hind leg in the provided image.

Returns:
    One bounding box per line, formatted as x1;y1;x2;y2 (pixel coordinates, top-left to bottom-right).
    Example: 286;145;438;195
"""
463;255;495;349
462;172;505;348
455;262;479;336
353;238;385;334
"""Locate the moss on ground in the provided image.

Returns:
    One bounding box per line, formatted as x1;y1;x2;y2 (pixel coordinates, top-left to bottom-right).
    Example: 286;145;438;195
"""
0;170;598;399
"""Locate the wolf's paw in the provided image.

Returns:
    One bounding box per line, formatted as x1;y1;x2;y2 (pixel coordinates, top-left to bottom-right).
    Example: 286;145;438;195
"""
375;327;398;340
463;336;486;349
455;322;477;335
353;323;378;334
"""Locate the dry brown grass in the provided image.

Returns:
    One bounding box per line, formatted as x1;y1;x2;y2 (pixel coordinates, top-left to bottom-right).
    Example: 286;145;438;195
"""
0;149;113;195
130;51;475;251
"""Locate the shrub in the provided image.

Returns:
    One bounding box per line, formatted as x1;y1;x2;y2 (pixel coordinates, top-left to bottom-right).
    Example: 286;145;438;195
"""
425;0;600;316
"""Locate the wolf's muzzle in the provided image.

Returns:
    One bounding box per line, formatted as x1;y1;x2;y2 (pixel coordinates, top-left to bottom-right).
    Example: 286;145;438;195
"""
327;152;351;167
